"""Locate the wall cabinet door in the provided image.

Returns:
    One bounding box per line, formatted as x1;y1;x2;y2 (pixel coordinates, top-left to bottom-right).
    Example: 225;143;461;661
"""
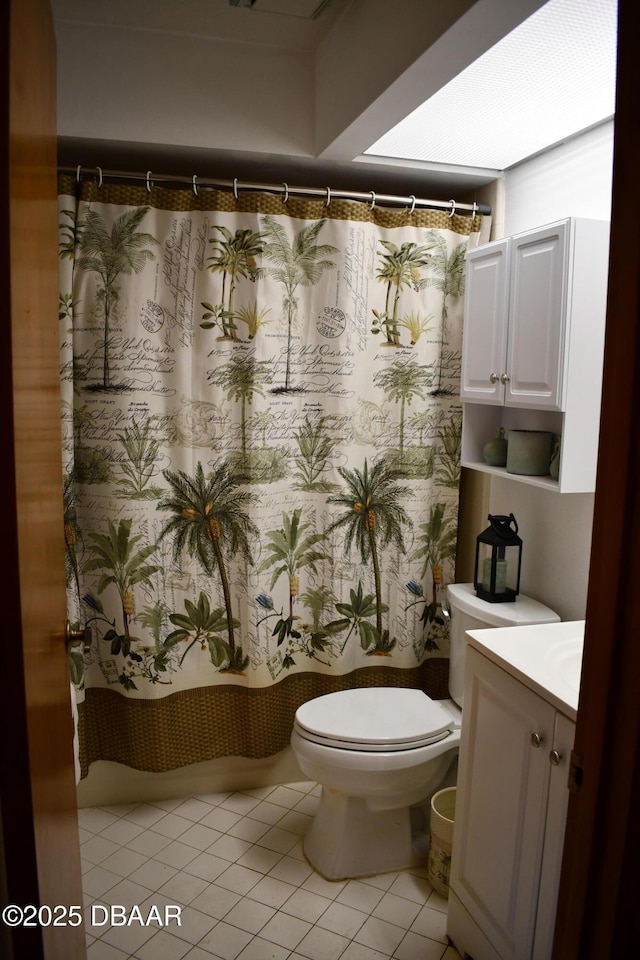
460;239;510;404
448;647;574;960
506;221;568;410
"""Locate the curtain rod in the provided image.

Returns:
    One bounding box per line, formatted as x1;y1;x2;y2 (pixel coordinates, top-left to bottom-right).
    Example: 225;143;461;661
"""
59;165;491;217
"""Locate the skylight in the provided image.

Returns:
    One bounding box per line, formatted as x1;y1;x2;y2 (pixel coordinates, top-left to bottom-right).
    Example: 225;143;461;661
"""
364;0;617;171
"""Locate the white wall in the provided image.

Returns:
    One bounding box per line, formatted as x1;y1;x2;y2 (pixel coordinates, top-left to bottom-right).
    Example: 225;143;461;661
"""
488;121;614;621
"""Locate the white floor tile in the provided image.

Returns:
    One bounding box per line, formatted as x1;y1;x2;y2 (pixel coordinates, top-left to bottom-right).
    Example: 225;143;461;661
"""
155;840;203;870
268;785;307;809
280;888;334;923
218;793;262;816
152;812;195;839
387;871;432;904
235;936;291;960
190;884;241;920
245;875;298;909
353;915;405;955
226;817;271;843
99;846;149;879
124;804;168;828
336;880;385;914
157;869;210;906
274;809;313;836
173;797;218;822
246;801;288;825
201;807;243;832
235;845;283;875
372;890;422;929
100;919;158;955
214;863;263;896
394;929;449;960
180;823;224;850
128;829;173;858
267;854;313;887
314;901;368;939
256;825;300;854
409;903;448;942
86;940;130;959
99;817;146;846
183;852;233;883
134;928;193;960
259;910;312;949
82;865;122;898
79;808;120;834
81;835;122;866
207;834;254;863
169;905;218;944
223;897;276;934
128;858;179;891
338;942;389;960
294;924;350;960
197;920;253;960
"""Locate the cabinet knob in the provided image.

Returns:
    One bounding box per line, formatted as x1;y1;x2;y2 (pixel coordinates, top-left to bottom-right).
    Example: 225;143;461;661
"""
549;749;562;766
500;373;510;384
489;372;500;384
531;732;544;748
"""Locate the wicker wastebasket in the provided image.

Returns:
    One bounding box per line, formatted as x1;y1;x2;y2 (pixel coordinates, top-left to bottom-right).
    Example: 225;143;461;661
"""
427;786;456;896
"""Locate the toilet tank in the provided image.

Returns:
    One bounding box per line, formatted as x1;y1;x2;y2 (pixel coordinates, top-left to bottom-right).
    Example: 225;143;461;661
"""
446;583;561;708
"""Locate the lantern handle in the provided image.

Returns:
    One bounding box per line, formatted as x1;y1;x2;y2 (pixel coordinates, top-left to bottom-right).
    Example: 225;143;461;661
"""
488;513;519;537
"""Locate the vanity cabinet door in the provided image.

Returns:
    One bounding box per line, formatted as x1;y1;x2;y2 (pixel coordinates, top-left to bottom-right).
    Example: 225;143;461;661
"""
449;647;555;960
460;239;510;404
532;710;575;960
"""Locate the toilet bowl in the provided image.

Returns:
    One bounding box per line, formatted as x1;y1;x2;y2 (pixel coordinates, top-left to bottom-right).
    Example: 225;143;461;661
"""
291;582;560;880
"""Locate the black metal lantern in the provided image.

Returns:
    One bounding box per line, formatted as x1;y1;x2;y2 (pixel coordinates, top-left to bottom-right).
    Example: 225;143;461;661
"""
474;513;522;603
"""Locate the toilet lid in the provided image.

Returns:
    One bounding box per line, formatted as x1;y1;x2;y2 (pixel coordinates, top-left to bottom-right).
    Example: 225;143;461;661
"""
294;687;454;752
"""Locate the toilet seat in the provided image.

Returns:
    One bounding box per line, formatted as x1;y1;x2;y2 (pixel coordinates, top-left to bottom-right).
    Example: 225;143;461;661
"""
294;687;455;753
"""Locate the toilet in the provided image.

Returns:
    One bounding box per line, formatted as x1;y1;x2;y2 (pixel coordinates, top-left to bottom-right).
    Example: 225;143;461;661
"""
290;582;560;880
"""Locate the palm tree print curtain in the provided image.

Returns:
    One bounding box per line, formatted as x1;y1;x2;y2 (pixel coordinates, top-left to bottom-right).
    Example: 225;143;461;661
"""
59;175;489;776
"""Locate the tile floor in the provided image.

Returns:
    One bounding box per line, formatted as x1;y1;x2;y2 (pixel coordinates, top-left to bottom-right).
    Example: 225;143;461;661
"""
79;780;463;960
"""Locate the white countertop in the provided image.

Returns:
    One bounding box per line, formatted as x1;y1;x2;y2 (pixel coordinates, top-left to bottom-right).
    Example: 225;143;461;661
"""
465;619;584;721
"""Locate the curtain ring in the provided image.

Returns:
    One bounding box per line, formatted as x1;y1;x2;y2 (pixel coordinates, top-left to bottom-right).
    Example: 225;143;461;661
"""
146;170;153;193
448;199;456;218
76;164;82;183
282;183;289;203
192;175;199;197
369;191;376;209
96;166;103;188
408;194;416;215
233;177;239;200
325;186;331;208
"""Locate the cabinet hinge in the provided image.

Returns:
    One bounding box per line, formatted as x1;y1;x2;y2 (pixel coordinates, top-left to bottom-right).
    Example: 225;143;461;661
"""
568;749;584;794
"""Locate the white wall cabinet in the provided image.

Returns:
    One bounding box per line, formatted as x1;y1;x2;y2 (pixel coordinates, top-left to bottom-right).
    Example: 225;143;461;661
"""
447;646;575;960
460;218;610;492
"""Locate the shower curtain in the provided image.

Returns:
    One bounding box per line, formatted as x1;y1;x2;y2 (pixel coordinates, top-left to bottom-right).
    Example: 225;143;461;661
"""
58;173;489;777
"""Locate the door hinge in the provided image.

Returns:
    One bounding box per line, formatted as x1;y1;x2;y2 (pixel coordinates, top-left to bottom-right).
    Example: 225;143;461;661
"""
568;749;584;794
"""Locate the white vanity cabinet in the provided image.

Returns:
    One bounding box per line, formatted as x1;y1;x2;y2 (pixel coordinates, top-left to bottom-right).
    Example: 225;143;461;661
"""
447;641;576;960
460;217;610;492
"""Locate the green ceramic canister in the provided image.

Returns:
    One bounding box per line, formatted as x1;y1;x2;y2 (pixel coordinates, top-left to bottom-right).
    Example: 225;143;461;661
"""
506;430;553;476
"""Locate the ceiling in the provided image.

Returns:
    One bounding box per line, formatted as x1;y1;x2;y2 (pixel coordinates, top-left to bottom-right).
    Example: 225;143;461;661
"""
365;0;617;171
51;0;618;198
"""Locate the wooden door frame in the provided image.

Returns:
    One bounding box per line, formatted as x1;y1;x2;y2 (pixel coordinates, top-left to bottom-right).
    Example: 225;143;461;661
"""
1;1;85;957
553;0;640;954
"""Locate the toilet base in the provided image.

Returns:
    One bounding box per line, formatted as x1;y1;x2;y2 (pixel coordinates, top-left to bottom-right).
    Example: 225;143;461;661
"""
303;786;419;880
